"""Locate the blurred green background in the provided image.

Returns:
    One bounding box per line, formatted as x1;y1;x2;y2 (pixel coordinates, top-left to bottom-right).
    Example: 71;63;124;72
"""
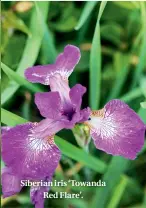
1;1;146;208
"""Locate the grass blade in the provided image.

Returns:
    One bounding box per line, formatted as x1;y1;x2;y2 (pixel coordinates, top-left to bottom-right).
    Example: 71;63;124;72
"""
55;136;106;173
120;87;143;103
142;191;146;208
1;108;27;125
91;156;129;208
1;2;49;105
40;26;57;64
35;2;57;64
75;1;97;30
90;1;107;109
17;2;50;75
107;176;128;208
1;108;106;174
138;105;146;123
1;62;43;93
131;2;146;89
107;53;130;101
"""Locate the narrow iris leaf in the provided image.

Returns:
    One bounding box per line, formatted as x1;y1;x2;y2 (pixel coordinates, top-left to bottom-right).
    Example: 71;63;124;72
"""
1;62;43;93
1;2;49;105
35;2;57;64
2;10;31;36
90;1;107;109
131;2;146;88
107;53;130;101
75;1;97;30
1;108;27;125
107;176;128;208
91;157;129;208
120;87;143;102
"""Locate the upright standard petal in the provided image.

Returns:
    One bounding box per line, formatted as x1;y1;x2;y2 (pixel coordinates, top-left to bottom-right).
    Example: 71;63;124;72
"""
49;73;71;105
2;167;22;198
55;44;81;78
85;99;145;159
70;84;86;111
2;122;61;179
25;45;80;85
35;91;62;119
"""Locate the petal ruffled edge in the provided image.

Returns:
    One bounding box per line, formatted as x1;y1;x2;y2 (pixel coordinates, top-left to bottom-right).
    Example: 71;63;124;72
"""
85;99;145;159
55;45;81;78
25;45;80;85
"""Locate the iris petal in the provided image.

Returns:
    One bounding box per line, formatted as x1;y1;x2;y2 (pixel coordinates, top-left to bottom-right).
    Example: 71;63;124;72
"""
49;73;70;105
25;45;80;85
2;122;61;179
2;167;22;198
86;99;145;159
35;91;62;119
30;180;51;208
70;84;86;111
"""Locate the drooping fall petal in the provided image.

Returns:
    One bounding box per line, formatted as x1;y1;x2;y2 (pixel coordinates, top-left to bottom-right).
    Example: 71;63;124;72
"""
85;99;145;159
2;167;22;198
2;122;61;180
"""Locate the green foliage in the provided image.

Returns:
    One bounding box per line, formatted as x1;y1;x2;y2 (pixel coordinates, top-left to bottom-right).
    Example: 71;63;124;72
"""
90;1;107;109
1;2;49;105
1;62;43;93
75;1;97;30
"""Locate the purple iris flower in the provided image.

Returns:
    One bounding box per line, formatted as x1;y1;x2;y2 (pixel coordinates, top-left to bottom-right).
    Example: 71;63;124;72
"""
25;44;145;160
1;45;145;208
2;45;90;207
25;45;90;126
2;123;60;207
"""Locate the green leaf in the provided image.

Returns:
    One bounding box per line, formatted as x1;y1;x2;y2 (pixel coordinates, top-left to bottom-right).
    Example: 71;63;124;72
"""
1;108;107;174
140;102;146;109
140;77;146;98
40;26;57;64
90;1;107;109
1;35;26;68
120;87;143;103
138;105;146;123
1;62;43;93
53;16;77;32
55;136;106;173
101;23;123;46
142;191;146;208
107;176;128;208
113;1;140;10
91;156;129;208
131;2;146;88
1;108;27;125
75;1;97;30
107;52;130;101
35;2;57;64
1;2;49;105
2;10;31;36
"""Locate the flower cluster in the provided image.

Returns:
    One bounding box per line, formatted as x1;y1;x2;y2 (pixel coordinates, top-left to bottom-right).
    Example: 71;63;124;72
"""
2;45;145;208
